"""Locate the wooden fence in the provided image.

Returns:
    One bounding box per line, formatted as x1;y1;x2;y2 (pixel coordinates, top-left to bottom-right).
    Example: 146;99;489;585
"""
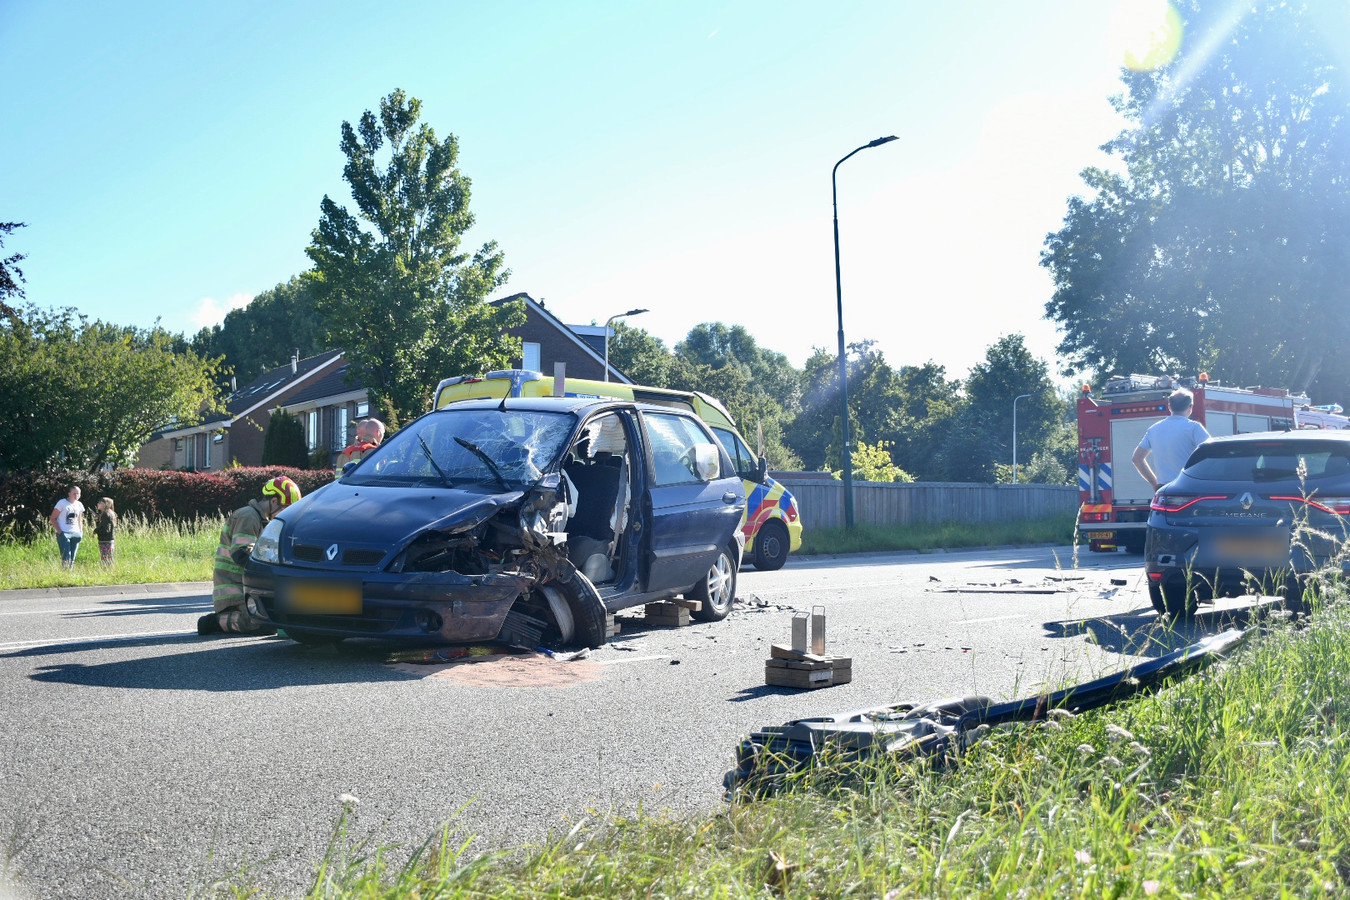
772;474;1079;531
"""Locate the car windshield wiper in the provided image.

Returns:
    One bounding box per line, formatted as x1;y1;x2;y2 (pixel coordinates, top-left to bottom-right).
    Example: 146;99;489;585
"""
455;436;509;490
417;434;454;488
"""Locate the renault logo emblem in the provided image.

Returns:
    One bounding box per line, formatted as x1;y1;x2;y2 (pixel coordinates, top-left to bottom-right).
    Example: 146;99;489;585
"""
326;543;339;561
1239;492;1254;510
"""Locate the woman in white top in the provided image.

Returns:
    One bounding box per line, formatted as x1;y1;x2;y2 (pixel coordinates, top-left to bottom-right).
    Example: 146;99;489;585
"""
50;486;85;569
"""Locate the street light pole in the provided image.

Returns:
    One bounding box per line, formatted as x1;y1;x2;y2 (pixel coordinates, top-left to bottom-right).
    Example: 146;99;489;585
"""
833;135;898;529
1012;390;1051;484
603;308;648;382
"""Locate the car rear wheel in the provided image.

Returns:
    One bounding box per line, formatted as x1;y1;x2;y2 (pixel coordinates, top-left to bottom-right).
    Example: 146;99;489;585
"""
690;544;737;621
1153;576;1197;619
1283;574;1308;616
752;519;790;571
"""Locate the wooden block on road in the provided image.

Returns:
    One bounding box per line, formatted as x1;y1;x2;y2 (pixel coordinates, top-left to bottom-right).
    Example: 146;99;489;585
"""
645;602;691;626
770;643;828;663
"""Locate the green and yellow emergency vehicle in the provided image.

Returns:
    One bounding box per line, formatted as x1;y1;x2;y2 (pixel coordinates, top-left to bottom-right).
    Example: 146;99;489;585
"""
433;370;802;570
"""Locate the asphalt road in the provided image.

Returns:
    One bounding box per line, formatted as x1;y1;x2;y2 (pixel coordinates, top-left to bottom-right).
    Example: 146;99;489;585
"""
0;546;1270;900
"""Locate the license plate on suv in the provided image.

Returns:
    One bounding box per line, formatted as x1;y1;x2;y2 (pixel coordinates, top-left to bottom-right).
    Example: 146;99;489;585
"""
1211;534;1289;566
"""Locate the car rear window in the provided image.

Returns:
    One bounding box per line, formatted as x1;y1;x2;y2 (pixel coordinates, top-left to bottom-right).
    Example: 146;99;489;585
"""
1183;441;1350;482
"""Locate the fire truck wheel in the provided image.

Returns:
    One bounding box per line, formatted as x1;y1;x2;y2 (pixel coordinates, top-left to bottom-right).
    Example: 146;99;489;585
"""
1123;533;1146;554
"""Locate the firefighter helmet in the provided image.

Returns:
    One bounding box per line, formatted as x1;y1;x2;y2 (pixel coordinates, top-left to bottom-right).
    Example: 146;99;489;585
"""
262;476;302;507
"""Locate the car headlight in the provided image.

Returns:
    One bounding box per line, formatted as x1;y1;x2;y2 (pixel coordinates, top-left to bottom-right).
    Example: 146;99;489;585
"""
252;518;284;564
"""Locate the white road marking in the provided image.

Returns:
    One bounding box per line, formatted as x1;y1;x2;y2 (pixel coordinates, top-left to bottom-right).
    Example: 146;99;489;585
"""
0;630;198;653
952;614;1026;625
594;655;669;665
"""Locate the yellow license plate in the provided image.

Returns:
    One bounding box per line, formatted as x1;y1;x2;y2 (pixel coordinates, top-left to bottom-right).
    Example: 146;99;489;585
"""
288;581;362;615
1088;531;1114;540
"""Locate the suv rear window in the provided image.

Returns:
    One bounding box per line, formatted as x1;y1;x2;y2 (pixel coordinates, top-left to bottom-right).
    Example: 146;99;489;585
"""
1184;441;1350;482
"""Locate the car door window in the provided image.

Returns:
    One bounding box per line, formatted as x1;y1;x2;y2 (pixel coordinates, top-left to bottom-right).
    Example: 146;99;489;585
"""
712;427;755;479
645;412;720;486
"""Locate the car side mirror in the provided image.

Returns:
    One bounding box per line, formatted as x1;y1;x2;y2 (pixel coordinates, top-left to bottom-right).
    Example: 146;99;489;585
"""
342;461;358;475
755;456;768;484
692;444;721;481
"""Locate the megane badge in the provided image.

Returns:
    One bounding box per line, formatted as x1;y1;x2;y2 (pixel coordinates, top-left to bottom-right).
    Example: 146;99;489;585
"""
1239;492;1254;510
326;543;339;561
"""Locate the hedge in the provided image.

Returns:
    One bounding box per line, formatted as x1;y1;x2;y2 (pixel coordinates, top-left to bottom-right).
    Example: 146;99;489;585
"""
0;467;336;541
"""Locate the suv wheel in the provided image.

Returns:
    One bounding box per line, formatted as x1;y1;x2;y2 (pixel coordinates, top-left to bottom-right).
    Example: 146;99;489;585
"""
691;544;737;621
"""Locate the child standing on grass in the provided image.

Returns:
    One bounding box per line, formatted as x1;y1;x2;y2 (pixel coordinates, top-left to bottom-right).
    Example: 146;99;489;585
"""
95;497;117;565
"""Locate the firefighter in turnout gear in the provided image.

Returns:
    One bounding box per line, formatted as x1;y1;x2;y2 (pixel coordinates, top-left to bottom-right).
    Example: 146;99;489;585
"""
198;476;302;636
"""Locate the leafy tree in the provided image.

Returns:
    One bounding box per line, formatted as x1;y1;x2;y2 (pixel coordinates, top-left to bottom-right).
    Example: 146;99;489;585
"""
790;342;911;473
262;409;308;469
191;276;324;389
1042;0;1350;399
832;440;913;483
669;323;804;469
0;221;24;322
606;321;675;387
962;334;1064;482
0;306;220;472
306;89;524;421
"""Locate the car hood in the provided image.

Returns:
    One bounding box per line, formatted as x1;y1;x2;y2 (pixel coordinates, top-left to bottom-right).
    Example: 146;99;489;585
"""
280;481;527;548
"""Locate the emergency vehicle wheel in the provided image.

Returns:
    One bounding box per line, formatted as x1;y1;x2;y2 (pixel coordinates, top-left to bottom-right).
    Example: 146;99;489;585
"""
691;544;737;621
752;520;790;571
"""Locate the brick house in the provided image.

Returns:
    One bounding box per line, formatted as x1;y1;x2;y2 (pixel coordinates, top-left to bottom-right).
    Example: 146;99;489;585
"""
497;292;634;384
134;350;371;471
134;294;629;470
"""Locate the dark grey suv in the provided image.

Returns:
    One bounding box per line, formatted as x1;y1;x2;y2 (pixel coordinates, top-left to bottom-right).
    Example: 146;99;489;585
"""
1145;431;1350;617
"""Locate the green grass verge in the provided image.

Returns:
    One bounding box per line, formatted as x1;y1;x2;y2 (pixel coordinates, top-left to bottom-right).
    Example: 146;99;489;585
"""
200;593;1350;898
799;514;1079;556
0;515;215;590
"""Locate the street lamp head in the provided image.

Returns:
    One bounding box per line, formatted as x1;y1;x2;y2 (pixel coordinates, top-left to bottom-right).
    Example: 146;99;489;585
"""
625;308;648;317
868;135;899;147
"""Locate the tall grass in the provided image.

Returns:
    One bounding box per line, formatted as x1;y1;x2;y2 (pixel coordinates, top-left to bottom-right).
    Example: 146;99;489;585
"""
0;514;216;590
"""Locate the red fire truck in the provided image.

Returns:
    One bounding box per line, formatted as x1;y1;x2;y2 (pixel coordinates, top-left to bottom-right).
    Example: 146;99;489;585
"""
1077;373;1349;553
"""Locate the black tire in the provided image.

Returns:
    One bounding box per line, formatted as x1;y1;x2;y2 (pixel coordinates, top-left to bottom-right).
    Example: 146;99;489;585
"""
690;544;738;622
752;519;790;571
1158;577;1198;619
1147;579;1167;616
1123;533;1147;555
1283;574;1308;616
556;565;608;649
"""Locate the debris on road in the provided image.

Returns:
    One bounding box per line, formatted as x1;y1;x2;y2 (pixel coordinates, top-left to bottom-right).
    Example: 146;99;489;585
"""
765;607;852;689
726;628;1250;796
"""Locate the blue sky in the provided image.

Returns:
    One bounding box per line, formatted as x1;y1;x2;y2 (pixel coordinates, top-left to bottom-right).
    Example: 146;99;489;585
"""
2;1;1161;379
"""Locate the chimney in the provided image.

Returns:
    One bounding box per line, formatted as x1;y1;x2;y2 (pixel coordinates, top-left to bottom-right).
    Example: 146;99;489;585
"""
291;349;298;375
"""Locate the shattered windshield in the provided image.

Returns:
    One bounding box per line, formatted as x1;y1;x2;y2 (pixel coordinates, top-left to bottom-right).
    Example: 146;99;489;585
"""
344;408;575;488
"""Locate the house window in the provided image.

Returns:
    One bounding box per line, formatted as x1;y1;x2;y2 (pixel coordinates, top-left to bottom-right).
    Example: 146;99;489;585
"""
356;400;369;418
184;436;196;469
306;410;319;451
203;433;211;469
523;341;541;372
333;406;350;451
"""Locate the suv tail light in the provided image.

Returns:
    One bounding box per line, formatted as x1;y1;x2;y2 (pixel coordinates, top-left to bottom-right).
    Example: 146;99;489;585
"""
1151;494;1228;513
1270;495;1350;515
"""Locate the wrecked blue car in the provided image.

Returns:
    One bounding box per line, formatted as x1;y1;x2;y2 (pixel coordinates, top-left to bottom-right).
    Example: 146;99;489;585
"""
243;397;746;648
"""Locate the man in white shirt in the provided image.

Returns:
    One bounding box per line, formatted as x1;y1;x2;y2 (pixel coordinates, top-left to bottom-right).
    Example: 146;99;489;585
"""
50;486;86;569
1132;388;1211;492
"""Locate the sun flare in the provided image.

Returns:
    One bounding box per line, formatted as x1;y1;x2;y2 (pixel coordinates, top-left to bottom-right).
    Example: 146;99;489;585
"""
1111;0;1184;71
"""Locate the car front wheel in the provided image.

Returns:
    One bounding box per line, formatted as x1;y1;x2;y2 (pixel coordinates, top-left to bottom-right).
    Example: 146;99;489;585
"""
690;545;737;621
752;519;790;571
